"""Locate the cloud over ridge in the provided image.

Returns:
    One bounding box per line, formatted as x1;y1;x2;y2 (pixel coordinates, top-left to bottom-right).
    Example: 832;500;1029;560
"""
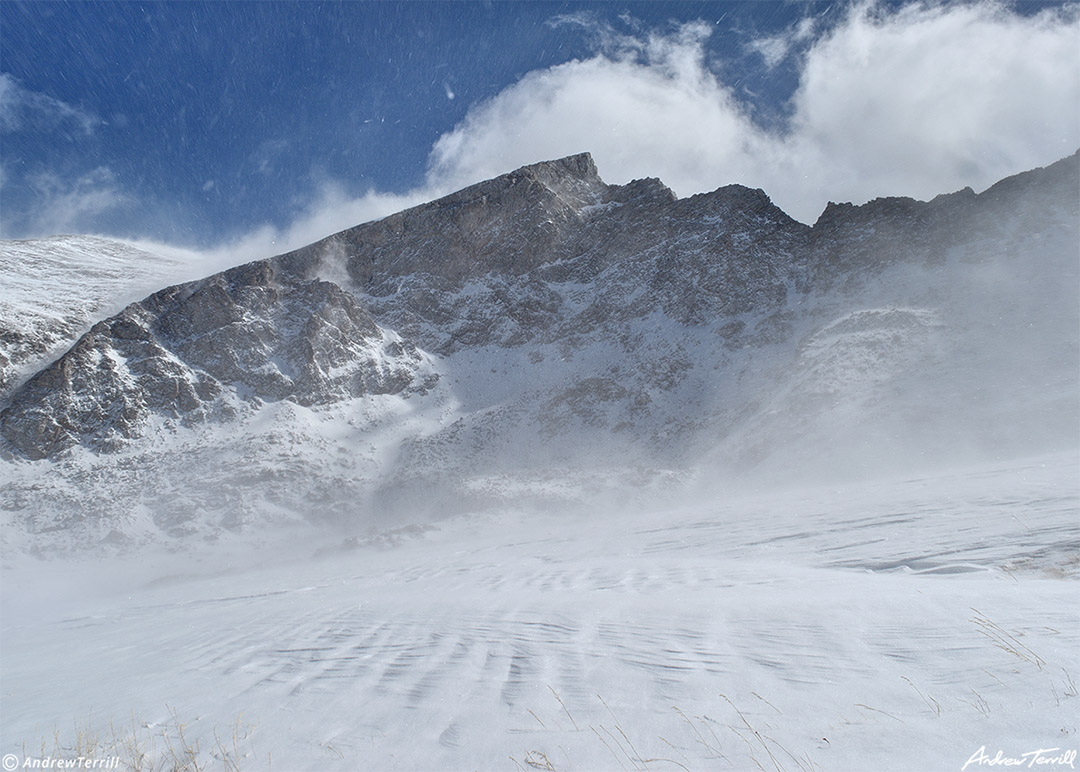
426;0;1080;224
8;0;1078;267
225;0;1077;265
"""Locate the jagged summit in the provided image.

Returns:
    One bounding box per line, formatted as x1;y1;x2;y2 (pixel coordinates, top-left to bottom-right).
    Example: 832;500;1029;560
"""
274;153;613;286
812;150;1080;230
423;152;606;213
516;152;602;187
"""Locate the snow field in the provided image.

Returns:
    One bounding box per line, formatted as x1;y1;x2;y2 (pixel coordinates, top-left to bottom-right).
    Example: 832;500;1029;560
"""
2;451;1077;771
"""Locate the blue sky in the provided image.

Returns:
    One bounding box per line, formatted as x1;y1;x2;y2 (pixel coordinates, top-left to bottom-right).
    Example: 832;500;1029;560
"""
1;1;1077;261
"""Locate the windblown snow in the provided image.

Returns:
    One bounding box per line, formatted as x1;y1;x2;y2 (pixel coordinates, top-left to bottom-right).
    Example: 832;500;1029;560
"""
2;452;1077;771
0;235;208;401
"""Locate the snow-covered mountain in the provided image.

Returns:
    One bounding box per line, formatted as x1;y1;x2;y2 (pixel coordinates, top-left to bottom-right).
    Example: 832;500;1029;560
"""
1;152;1076;553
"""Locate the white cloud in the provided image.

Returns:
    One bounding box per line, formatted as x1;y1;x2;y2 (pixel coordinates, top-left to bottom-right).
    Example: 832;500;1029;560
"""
421;0;1080;225
427;44;765;199
25;167;126;236
748;15;818;68
780;1;1080;211
202;182;431;267
0;73;102;135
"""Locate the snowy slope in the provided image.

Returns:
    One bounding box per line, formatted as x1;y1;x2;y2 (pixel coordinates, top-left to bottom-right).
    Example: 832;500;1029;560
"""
0;235;208;402
1;451;1076;771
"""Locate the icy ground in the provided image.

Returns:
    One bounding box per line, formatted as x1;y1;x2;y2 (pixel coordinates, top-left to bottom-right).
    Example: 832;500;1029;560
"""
2;451;1078;772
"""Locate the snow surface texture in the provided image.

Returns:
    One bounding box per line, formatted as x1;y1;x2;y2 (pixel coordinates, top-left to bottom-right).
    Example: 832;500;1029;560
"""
1;453;1077;771
0;152;1077;552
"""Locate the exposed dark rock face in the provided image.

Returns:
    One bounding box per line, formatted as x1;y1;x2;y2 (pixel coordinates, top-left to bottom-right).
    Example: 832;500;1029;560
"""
2;260;433;459
279;155;812;352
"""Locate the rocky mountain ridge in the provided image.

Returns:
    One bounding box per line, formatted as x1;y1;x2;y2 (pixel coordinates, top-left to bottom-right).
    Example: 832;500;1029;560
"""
1;151;1076;552
0;236;201;400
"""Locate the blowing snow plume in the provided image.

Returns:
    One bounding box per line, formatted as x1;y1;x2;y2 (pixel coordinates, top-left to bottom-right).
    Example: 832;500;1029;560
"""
700;154;1080;485
0;150;1077;553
